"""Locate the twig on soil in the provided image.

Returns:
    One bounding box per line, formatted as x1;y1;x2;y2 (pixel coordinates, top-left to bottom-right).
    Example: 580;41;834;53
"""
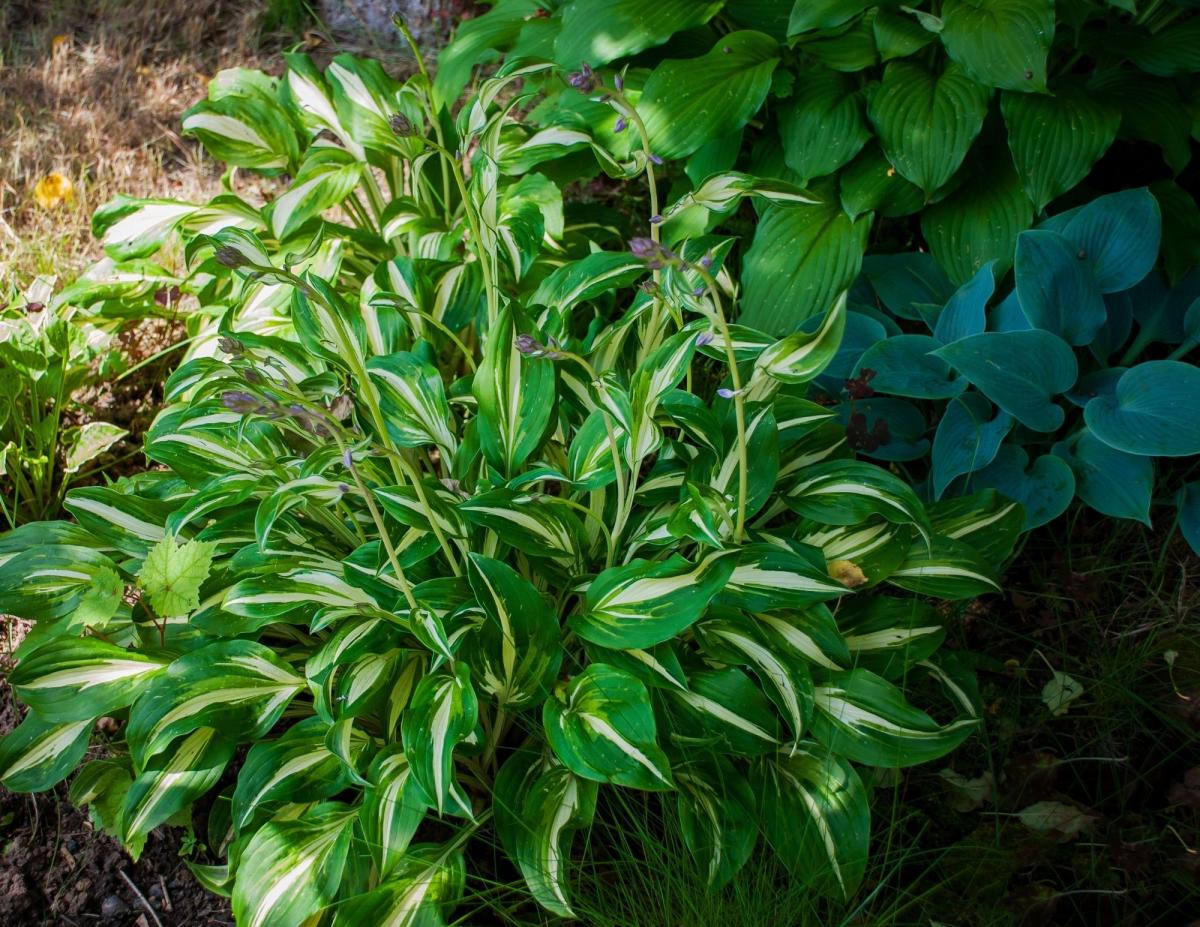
159;874;173;912
119;870;164;927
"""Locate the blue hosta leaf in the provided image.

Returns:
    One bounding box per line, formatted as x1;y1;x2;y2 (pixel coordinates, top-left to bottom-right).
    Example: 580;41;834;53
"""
1066;368;1126;409
835;397;931;462
933;261;995;344
1177;482;1200;557
1054;429;1154;526
1084;361;1200;457
544;664;673;790
934;330;1077;432
969;444;1074;530
932;394;1014;499
989;289;1032;332
855;334;965;400
1058;188;1162;294
860;253;956;320
1014;230;1107;345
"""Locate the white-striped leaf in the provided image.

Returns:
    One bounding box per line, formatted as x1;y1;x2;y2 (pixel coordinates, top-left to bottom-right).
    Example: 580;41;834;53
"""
787;459;932;540
811;668;977;768
459;488;585;564
661;171;818;226
401;664;479;816
360;745;428;879
666;666;783;756
837;597;947;679
928;489;1024;566
0;712;91;792
92;194;198;260
462;553;562;708
231;802;358;927
121;726;235;853
327;53;423;158
753;606;851;672
887;535;1001;599
676;756;758;888
9;638;166;722
0;544;122;621
368;351;458;458
751;746;869;899
182;93;299;174
752;292;847;387
543;664;673;790
513;765;598;918
331;842;466;927
571;550;738;650
126;639;304;767
719;542;850;611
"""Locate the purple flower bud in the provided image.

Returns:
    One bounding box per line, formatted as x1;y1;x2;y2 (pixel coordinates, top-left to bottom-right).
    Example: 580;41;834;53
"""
515;334;545;356
217;336;244;356
699;254;713;269
243;368;263;385
717;388;736;400
337;483;350;494
567;62;598;93
649;214;663;225
696;331;715;346
214;245;246;269
629;237;658;258
222;390;259;413
692;285;705;297
389;113;417;137
614;73;624;92
343;449;353;469
613;117;626;133
649;153;664;166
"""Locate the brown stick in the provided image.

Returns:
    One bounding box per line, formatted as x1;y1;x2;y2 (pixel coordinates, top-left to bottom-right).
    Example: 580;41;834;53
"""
118;870;164;927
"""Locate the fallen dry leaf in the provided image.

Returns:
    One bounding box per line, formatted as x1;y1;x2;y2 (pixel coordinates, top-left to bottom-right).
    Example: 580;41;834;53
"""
829;559;868;588
1017;800;1099;841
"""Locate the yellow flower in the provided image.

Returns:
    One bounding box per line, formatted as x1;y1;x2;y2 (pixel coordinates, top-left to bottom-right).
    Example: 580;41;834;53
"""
829;559;868;588
34;173;74;209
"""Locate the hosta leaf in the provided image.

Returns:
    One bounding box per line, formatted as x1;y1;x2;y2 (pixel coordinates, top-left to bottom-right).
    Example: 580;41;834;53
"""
326;54;422;158
463;553;563;709
676;756;757;888
1058;188;1162;295
887;535;1001;599
181;94;299;174
512;764;598;917
121;726;234;853
1054;429;1154;526
360;746;428;879
138;534;217;618
544;664;673;790
64;422;128;473
666;666;783;755
931;394;1014;499
0;543;121;622
940;0;1054;93
92;195;197;260
1083;361;1200;458
855;333;964;400
787;460;932;539
0;712;91;792
867;61;990;196
812;669;976;767
401;664;479;817
528;252;645;314
65;486;169;557
927;489;1024;565
232;802;357;927
266;146;363;239
639;32;781;162
752;747;869;899
778;65;871;182
1014;229;1107;346
473;305;556;475
837;597;946;680
719;543;849;612
752;292;848;385
332;842;466;927
126;639;304;767
1001;83;1120;212
231;717;350;833
1177;482;1200;557
9;638;166;723
570;550;738;649
553;0;724;68
459;488;585;564
934;330;1077;432
368;351;458;457
933;261;995;344
741;199;869;335
970;444;1075;530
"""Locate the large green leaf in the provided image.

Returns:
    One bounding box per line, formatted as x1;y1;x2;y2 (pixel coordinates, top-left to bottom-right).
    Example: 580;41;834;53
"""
867;61;990;196
544;664;673;789
811;669;976;766
570;550;738;649
676;756;758;888
232;802;357;927
752;747;869;899
0;712;92;792
401;664;479;816
940;0;1055;93
554;0;724;68
639;32;781;161
778;65;871;182
1001;83;1120;212
740;199;869;334
331;842;466;927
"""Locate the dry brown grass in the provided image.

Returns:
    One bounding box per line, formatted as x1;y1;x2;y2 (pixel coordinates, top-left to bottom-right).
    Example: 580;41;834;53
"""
0;0;285;288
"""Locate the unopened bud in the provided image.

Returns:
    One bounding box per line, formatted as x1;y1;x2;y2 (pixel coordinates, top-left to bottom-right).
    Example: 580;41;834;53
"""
215;245;246;269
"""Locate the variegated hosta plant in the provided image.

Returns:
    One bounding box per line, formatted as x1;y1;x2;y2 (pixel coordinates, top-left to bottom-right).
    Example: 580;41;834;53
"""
0;46;1014;926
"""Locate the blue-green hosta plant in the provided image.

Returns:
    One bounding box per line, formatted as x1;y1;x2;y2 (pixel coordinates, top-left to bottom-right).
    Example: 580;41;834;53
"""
0;48;1009;926
817;186;1200;549
437;0;1200;335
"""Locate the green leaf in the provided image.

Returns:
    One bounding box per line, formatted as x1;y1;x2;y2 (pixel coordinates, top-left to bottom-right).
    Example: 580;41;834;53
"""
719;543;850;612
463;553;563;709
138;534;217;618
639;32;781;161
368;351;458;458
570;550;738;649
867;60;990;196
1084;361;1200;458
359;746;428;879
0;712;91;792
812;669;976;767
787;459;932;539
528;252;645;314
1001;82;1120;212
676;756;757;888
401;664;479;816
855;334;965;400
266;147;363;239
778;65;871;182
752;292;848;385
126;640;304;767
544;664;674;789
553;0;724;68
740;199;869;334
887;535;1002;599
1089;69;1193;176
473;305;556;475
181;91;299;174
332;842;466;927
64;422;128;474
92;195;198;260
932;394;1014;498
232;802;357;927
940;0;1054;93
9;638;165;723
934;330;1078;432
121;726;234;853
752;747;869;899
